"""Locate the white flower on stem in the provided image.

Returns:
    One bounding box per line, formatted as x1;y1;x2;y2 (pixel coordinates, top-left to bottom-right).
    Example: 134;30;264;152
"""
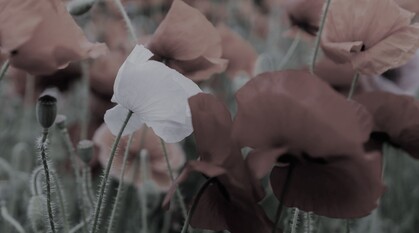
104;44;202;143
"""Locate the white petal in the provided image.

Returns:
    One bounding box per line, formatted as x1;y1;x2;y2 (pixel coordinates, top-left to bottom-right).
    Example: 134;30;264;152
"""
104;104;145;136
112;44;154;103
146;117;194;143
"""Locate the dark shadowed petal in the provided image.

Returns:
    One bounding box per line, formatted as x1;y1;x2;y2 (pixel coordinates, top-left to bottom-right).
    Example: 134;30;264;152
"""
233;70;373;157
354;92;419;159
270;151;385;218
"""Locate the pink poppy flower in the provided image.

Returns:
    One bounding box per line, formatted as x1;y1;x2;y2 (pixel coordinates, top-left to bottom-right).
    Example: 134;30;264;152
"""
0;0;106;75
395;0;419;14
280;0;324;39
321;0;419;75
163;93;276;233
217;24;258;77
146;0;228;81
232;70;384;218
93;124;186;191
354;91;419;159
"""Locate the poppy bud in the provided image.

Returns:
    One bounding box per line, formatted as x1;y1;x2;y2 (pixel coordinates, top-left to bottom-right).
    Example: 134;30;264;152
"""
77;140;94;163
67;0;95;16
36;92;57;129
55;114;67;130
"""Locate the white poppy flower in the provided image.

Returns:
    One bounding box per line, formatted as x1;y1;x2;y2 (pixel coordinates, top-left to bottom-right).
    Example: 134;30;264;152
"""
104;44;202;143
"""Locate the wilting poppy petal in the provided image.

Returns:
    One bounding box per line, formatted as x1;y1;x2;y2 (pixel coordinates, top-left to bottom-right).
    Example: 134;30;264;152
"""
270;151;384;218
104;45;202;143
395;0;419;13
321;0;419;75
354;92;419;159
0;0;106;75
233;70;373;157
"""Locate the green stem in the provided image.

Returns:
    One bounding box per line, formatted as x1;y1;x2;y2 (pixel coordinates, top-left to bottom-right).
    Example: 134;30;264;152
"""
272;164;294;233
112;0;137;43
347;72;360;100
39;129;56;233
0;60;10;84
290;208;300;233
107;133;135;233
309;0;332;74
90;110;133;233
160;139;188;219
278;33;301;70
181;178;216;233
346;220;351;233
80;62;90;140
140;150;149;233
50;172;70;233
0;203;25;233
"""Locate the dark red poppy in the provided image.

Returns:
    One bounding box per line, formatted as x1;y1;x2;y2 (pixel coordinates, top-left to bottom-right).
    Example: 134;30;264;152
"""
163;93;278;233
232;70;384;218
354;91;419;159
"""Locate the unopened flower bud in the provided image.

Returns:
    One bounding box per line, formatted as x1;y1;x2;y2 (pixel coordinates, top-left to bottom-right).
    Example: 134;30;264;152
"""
36;92;57;129
55;114;67;130
77;140;94;163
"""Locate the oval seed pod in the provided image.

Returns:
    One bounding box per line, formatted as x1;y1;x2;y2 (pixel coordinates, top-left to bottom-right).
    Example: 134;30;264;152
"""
77;140;94;164
36;91;57;129
27;195;47;233
67;0;95;16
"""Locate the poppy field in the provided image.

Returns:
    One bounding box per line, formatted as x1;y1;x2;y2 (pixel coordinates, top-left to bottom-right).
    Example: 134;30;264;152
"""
1;0;419;233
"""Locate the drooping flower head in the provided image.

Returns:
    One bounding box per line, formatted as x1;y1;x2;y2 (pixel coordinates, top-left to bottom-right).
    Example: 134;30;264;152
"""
146;0;228;81
104;44;202;143
93;124;186;191
163;93;276;233
0;0;106;75
232;70;384;218
321;0;419;75
354;91;419;159
280;0;324;38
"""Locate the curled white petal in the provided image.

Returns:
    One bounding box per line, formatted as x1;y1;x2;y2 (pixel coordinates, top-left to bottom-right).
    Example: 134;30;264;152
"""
104;104;145;137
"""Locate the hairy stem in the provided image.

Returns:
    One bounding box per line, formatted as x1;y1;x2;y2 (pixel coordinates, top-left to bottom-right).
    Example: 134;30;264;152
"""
107;133;135;233
112;0;137;43
160;139;188;219
140;150;149;233
290;208;300;233
51;172;70;233
309;0;332;74
90;110;133;233
39;129;56;233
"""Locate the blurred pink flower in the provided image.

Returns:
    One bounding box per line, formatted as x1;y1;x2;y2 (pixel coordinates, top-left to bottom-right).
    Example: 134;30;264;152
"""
93;124;186;191
0;0;106;75
321;0;419;75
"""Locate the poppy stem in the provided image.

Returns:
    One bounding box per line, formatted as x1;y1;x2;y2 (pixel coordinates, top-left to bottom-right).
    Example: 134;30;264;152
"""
180;177;216;233
39;129;56;233
347;72;360;100
112;0;137;43
272;164;295;233
0;202;25;233
80;62;90;140
0;60;10;84
309;0;332;74
90;110;133;233
278;33;301;70
160;139;189;219
140;150;149;233
107;132;135;233
345;220;351;233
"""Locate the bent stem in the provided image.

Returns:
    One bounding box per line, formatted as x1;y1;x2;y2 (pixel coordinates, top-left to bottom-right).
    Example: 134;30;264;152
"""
0;60;10;84
309;0;332;74
39;129;56;233
90;110;133;233
112;0;137;43
181;177;216;233
278;33;301;70
107;133;135;233
160;139;188;219
347;72;360;100
272;164;295;233
1;203;25;233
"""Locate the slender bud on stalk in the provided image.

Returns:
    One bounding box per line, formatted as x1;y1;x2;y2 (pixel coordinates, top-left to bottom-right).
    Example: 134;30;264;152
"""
36;92;57;129
77;140;94;164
